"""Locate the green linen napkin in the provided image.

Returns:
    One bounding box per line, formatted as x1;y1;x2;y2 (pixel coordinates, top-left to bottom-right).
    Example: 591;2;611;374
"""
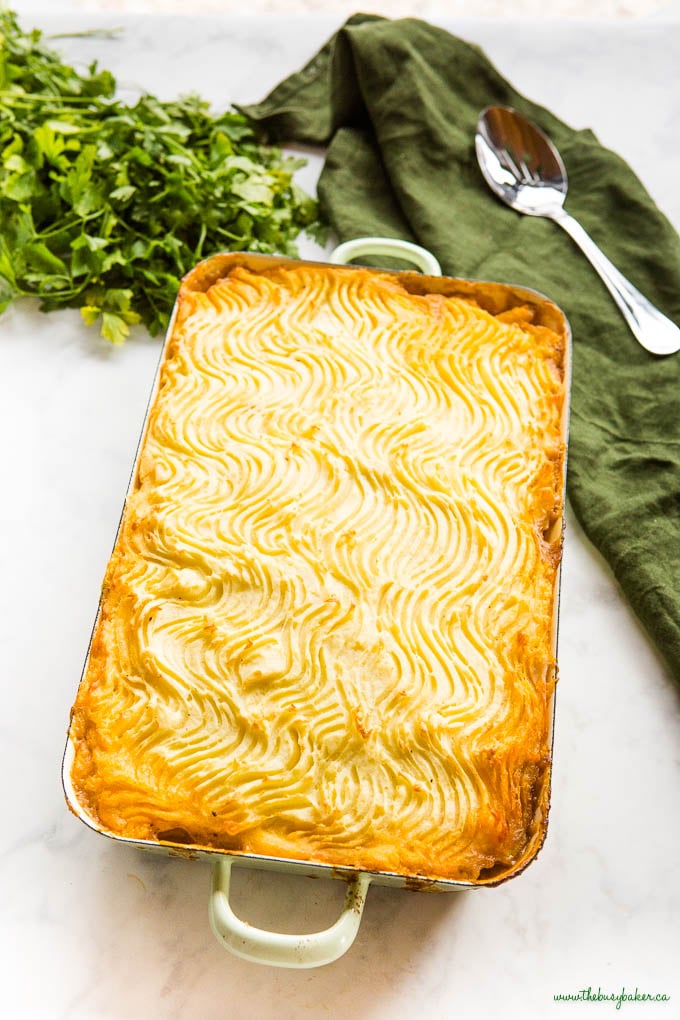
242;14;680;685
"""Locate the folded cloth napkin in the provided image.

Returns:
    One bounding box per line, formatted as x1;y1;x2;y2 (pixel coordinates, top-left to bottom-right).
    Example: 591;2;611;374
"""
242;14;680;685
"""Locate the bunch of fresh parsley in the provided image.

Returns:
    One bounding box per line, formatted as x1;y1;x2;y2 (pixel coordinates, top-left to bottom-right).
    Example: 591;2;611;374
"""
0;9;325;343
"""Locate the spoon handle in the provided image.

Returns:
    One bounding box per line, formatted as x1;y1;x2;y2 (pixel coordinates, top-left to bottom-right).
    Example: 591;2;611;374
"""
551;209;680;356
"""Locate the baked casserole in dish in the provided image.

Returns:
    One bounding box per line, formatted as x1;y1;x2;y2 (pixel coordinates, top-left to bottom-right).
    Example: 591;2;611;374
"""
64;247;569;961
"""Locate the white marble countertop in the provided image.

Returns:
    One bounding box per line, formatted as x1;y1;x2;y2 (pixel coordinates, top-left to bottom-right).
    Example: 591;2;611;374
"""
9;0;680;21
2;11;680;1020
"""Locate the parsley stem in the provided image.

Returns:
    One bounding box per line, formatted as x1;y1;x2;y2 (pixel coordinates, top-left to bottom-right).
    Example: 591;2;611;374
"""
36;210;104;239
47;28;124;40
0;91;114;105
194;222;207;259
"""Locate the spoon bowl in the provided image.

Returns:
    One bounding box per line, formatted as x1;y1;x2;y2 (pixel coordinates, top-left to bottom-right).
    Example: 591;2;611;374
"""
476;105;567;217
475;105;680;356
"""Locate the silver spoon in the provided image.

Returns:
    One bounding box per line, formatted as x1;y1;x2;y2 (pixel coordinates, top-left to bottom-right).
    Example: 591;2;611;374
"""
475;105;680;356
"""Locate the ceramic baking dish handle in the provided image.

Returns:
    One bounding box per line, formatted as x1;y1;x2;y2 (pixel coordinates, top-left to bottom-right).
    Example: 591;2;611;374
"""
330;236;442;276
209;859;372;968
